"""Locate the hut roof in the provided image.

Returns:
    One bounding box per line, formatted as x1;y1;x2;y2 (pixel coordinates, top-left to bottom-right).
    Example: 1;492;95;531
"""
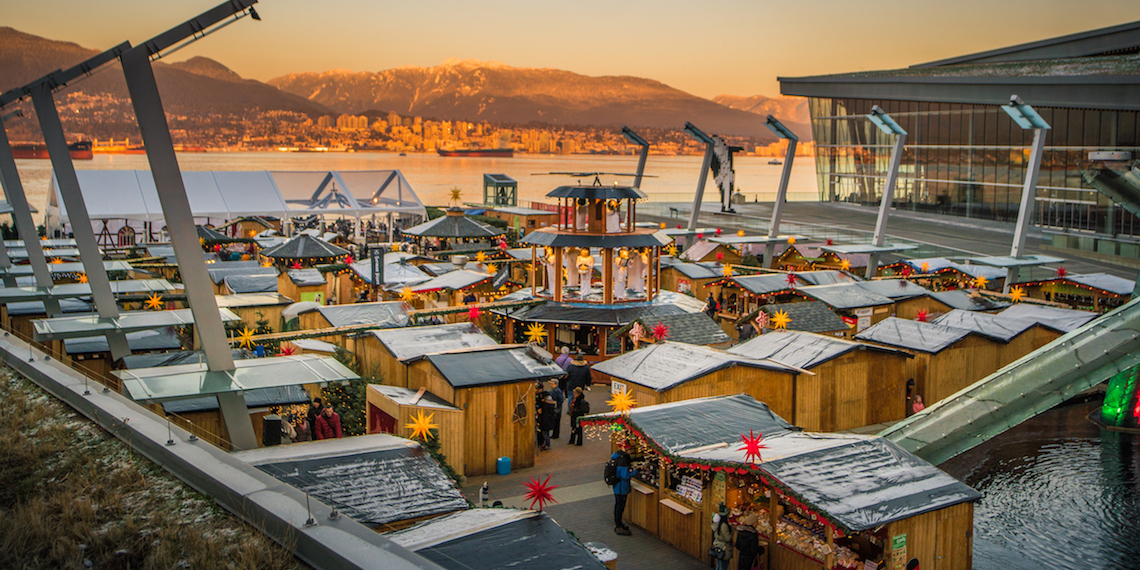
1022;272;1136;296
206;260;276;284
7;298;93;315
940;262;1006;280
729;330;908;369
679;240;722;262
419;262;460;277
794;270;857;286
122;349;248;369
224;274;278;293
728;273;799;295
623;312;730;346
897;257;956;273
592;341;799;391
370;385;460;411
798;283;895;309
584;394;980;533
759;301;849;333
260;234;349;260
214;293;293;308
162;385;309;414
932;310;1035;342
409;269;492;293
291;338;338;354
666;261;724;280
403;208;504;239
358;262;430;289
425;346;565;388
63;328;181;355
855;317;972;353
286;268;327;286
316;301;409;328
388;509;608;569
488;206;557;217
372;323;498;363
196;225;228;241
926;290;1011;312
233;434;468;527
496;289;707;326
855;279;929;300
997;303;1098;333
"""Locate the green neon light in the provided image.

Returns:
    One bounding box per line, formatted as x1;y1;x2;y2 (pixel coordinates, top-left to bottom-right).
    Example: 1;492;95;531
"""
1102;366;1140;427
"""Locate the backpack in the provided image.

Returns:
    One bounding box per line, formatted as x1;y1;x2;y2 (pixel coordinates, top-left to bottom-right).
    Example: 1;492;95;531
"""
603;457;620;486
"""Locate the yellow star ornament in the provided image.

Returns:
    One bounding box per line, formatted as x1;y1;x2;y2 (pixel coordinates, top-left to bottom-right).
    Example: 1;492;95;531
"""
486;263;498;275
722;264;735;278
771;310;792;330
666;244;678;257
607;390;637;416
475;251;487;263
400;286;415;303
1010;286;1025;302
237;327;255;349
973;275;989;289
50;257;63;264
144;293;164;311
78;273;88;284
787;236;796;245
920;262;930;274
524;323;548;344
839;258;851;271
406;410;438;440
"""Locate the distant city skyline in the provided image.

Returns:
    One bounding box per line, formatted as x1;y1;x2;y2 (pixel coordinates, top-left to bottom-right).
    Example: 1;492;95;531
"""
6;0;1140;99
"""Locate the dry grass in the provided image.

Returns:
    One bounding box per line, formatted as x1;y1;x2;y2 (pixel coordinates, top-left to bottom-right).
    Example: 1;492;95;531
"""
0;367;310;570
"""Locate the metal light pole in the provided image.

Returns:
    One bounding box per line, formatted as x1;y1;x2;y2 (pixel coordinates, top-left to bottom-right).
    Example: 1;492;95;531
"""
864;106;908;279
762;115;798;268
1002;95;1051;293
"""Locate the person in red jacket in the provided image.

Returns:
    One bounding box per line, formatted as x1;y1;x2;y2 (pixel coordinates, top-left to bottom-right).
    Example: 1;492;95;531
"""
314;406;343;440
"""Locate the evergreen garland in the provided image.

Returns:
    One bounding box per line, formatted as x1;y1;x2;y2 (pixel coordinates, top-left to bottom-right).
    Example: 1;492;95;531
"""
319;346;368;436
419;428;462;485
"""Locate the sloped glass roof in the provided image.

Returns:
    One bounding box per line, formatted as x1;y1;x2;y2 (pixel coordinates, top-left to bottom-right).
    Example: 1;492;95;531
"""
31;307;241;341
115;354;358;402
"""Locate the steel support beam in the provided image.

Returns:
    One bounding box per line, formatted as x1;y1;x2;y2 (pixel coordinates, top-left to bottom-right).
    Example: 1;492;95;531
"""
866;133;907;279
0;115;61;312
1005;127;1047;293
764;139;798;268
687;143;715;234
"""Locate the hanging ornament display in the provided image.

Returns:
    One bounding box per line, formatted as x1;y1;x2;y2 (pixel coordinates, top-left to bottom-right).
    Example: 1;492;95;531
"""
737;430;768;464
771;310;791;330
524;323;548;344
406;410;438;440
523;475;559;511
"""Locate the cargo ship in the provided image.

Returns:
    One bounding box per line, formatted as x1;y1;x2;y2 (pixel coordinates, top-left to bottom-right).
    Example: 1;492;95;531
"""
437;148;513;158
11;141;93;160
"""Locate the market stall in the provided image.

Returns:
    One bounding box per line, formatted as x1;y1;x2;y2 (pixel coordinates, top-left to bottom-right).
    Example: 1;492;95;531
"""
214;293;293;333
366;384;465;473
796;283;896;337
278;268;330;304
748;301;849;337
679;240;742;265
357;322;497;388
582;394;980;569
1016;272;1134;312
659;260;724;300
891;289;1009;320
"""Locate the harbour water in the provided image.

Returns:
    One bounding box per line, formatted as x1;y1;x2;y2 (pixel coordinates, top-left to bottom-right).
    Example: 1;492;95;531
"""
9;151;821;213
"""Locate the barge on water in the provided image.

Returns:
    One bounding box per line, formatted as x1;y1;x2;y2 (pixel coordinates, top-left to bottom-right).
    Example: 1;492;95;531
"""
11;140;93;160
437;148;514;158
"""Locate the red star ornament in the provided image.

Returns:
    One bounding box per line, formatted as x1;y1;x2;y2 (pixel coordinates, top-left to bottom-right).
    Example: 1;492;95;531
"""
1056;266;1068;278
290;261;302;270
467;305;481;321
900;265;913;277
279;343;297;356
825;238;834;246
343;255;354;264
651;322;669;341
697;233;704;240
916;309;929;322
716;251;724;262
716;228;722;236
738;430;768;464
785;272;797;287
523;475;559;511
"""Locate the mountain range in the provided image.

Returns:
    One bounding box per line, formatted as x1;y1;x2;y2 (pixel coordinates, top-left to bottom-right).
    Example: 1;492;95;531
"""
0;27;809;141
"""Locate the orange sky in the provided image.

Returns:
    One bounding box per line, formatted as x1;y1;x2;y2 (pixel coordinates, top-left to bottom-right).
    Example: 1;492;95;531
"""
7;0;1140;99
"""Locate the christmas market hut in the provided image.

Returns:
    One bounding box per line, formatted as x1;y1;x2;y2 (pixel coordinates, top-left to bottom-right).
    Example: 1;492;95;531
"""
701;272;804;330
611;312;731;352
214;293;293;333
386;508;610;569
357;322;497;387
795;283;896;337
771;243;827;271
408;268;501;310
884;258;1006;291
932;310;1043;369
232;433;468;531
855;317;1002;407
751;301;849;337
659;260;724;300
994;303;1097;347
1015;272;1134;312
223;273;278;294
404;345;565;476
62;328;183;380
295;300;410;351
403;207;506;254
679;240;741;265
892;289;1010;320
580;394;979;569
347;256;431;301
590;341;804;420
3;299;93;350
854;279;937;320
365;384;465;477
259;234;350;269
159;384;313;449
207;260;278;295
278;268;330;304
727;330;911;431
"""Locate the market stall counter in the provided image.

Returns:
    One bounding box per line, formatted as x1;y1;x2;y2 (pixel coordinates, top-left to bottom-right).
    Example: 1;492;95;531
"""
582;394;980;570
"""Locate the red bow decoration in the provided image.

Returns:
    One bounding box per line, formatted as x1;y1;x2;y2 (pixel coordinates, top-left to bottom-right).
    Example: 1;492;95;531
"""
738;430;768;464
651;322;669;341
523;475;559;511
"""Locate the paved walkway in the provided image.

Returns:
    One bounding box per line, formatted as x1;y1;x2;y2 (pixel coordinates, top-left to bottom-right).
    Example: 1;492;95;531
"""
459;388;707;570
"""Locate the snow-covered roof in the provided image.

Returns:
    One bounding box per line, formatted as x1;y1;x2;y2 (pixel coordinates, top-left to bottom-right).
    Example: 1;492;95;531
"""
426;346;565;387
593;341;799;391
371;323;497;362
997;303;1098;333
855;317;973;353
729;330;908;369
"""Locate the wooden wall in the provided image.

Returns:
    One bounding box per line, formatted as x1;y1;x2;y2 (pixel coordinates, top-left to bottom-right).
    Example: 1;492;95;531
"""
365;385;465;476
659;269;718;301
794;350;909;432
884;502;974;570
405;360;537;477
354;335;408;385
617;365;797;426
911;336;1003;405
229;304;287;333
893;298;953;321
297;310;333;331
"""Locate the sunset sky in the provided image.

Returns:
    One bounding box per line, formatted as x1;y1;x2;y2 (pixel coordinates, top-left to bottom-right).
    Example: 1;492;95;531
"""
7;0;1140;99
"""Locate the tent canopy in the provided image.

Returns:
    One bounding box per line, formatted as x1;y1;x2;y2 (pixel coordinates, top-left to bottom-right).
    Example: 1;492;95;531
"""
51;170;427;223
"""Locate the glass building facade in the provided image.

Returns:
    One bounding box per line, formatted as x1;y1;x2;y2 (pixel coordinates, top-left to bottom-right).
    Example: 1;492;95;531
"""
808;97;1140;239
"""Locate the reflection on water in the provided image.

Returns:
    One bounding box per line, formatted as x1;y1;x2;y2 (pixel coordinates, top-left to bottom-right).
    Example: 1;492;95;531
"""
941;401;1140;570
8;152;820;213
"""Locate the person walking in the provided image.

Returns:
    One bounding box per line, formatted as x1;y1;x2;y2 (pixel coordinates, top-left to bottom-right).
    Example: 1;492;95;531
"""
306;397;323;434
555;346;573;370
566;352;593;394
538;390;556;450
705;293;719;319
734;512;764;570
567;386;590;446
314;406;343;440
610;443;637;535
547;379;565;440
711;503;734;570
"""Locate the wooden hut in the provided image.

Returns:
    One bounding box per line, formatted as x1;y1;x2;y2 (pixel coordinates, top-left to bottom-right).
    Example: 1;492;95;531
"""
678;240;741;265
995;303;1097;349
482;206;560;232
366;384;465;475
892;289;1010;320
728;330;911;431
856;317;1002;407
214;293;293;333
932;310;1043;370
260;234;349;270
796;283;896;337
582;394;980;570
279;268;330;304
404;345;565;476
409;268;498;309
295;301;410;354
232;433;468;531
1016;272;1134;312
2;298;93;352
612;312;731;352
63;328;182;380
223;273;278;294
160;385;313;450
754;301;849;337
771;243;826;271
591;341;802;422
357;322;497;387
659;260;724;300
207;260;277;295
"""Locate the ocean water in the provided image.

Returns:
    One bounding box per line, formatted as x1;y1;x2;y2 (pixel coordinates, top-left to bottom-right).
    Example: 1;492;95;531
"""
9;151;820;213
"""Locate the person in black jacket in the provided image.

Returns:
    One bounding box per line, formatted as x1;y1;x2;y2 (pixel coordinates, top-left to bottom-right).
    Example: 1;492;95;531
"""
565;352;592;394
537;390;556;450
567;386;590;446
734;512;764;570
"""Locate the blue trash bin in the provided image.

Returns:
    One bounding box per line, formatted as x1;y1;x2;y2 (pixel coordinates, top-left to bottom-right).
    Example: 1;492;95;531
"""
496;456;511;476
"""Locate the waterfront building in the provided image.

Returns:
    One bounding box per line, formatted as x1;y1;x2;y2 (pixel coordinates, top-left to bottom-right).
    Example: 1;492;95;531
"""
780;20;1140;263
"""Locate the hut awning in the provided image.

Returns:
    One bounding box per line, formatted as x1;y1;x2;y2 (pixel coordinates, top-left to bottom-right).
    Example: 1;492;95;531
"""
592;341;800;391
997;303;1098;333
932;310;1035;342
426;346;565;388
494;289;707;327
409;269;492;293
51;169;427;223
206;261;277;284
115;354;358;403
371;323;497;363
162;385;310;414
261;235;349;260
233;434;468;527
223;275;279;294
404;208;504;239
855;317;972;353
63;328;182;355
286;268;327;286
729;330;909;369
756;301;848;334
798;283;895;309
316;301;409;328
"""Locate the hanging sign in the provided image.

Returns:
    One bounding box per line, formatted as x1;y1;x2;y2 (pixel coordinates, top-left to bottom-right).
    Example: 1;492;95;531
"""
611;381;628;395
371;249;384;285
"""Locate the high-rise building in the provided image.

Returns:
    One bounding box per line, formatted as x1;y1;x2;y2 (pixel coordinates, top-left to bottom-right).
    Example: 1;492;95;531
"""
780;20;1140;262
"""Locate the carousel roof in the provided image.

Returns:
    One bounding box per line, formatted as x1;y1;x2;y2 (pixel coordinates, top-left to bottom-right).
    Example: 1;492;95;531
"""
403;208;504;239
260;234;349;260
520;228;671;249
494;289;707;326
546;185;646;200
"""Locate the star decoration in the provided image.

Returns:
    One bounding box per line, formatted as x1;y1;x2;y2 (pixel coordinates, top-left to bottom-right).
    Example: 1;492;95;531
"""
475;251;487;263
1010;286;1025;302
449;188;463;206
607;390;637;415
291;261;303;270
406;410;438;441
737;229;746;237
787;236;796;245
77;273;88;283
651;322;669;341
248;230;258;238
1055;266;1068;278
900;265;913;277
237;327;255;349
390;243;401;252
497;239;509;250
199;237;206;247
771;310;791;330
840;258;851;271
343;255;354;264
737;430;768;464
400;287;415;302
629;322;646;348
825;238;834;246
660;222;667;229
666;244;678;257
262;260;273;268
785;272;797;287
278;343;297;356
486;263;499;275
722;264;735;277
467;305;481;321
523;475;559;511
144;293;164;311
524;323;548;344
716;251;724;262
973;275;989;289
716;228;723;236
50;258;63;264
697;233;704;240
920;262;930;274
916;309;929;322
676;224;683;229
